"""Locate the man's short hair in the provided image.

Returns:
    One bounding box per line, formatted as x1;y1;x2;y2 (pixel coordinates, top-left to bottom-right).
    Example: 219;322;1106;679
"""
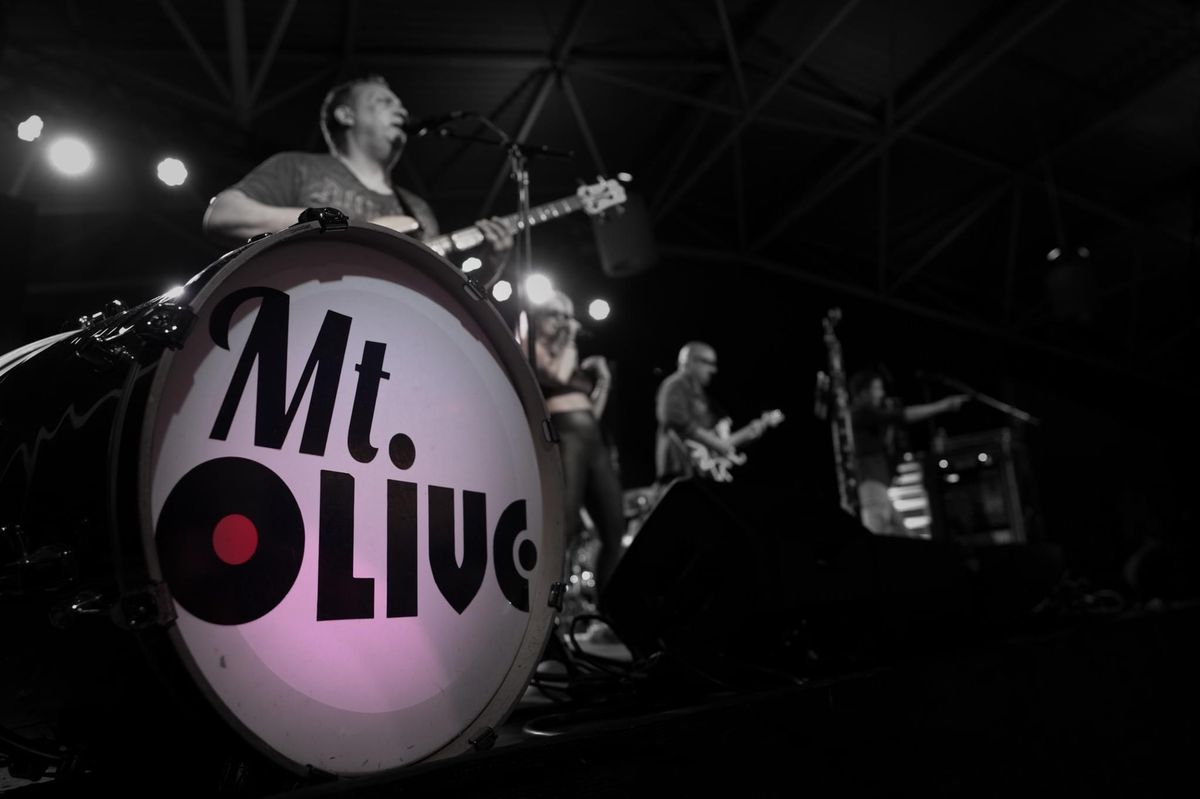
849;369;882;398
678;341;713;367
319;74;389;154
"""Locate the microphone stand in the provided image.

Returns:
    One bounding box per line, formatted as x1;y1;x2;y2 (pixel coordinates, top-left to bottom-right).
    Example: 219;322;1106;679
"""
923;372;1041;426
422;120;573;369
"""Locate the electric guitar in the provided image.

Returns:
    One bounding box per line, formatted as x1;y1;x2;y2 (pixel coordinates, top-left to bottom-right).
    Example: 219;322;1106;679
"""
370;177;627;257
683;410;785;483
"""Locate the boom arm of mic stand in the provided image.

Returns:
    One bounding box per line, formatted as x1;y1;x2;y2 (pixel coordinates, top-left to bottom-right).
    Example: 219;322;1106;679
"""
936;374;1041;426
428;118;575;368
426;129;574;160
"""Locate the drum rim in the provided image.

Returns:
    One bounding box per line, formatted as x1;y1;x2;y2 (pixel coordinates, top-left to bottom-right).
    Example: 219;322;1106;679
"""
136;221;563;777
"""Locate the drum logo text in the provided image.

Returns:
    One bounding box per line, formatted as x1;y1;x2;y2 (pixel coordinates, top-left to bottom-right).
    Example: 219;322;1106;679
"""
156;286;536;626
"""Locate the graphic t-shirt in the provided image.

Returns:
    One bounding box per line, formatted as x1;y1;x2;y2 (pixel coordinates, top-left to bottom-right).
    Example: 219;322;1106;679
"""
232;151;439;237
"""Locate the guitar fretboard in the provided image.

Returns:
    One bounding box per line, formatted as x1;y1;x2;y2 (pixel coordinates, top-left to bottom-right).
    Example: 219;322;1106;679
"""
424;195;586;256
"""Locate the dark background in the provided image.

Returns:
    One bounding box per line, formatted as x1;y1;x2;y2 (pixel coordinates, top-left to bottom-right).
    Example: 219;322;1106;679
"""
2;0;1199;592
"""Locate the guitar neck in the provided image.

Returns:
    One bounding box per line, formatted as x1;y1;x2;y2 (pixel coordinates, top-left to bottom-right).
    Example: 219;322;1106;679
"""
724;422;753;448
498;195;586;235
424;195;586;257
726;421;764;450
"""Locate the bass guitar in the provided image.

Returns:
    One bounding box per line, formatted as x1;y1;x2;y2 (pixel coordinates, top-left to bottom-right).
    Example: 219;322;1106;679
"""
683;409;785;482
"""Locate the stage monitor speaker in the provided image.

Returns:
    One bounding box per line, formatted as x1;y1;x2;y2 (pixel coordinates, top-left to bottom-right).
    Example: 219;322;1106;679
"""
592;192;658;277
600;478;787;660
601;479;873;663
600;479;984;667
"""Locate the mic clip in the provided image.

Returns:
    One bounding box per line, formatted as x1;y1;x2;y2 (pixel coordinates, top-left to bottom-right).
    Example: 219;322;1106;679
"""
403;111;471;137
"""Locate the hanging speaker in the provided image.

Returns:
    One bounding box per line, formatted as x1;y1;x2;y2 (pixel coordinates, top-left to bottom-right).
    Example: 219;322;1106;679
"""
592;192;658;277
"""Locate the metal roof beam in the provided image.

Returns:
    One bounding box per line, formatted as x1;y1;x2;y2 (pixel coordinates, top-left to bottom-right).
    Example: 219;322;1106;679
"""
224;0;251;125
158;0;232;104
749;0;1070;253
249;0;298;107
479;0;594;217
653;0;866;222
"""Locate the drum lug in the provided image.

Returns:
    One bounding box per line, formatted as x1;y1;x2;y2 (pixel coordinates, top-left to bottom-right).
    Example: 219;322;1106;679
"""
48;589;107;629
298;206;350;232
468;726;497;752
112;582;177;630
73;335;135;370
548;580;567;611
138;304;197;350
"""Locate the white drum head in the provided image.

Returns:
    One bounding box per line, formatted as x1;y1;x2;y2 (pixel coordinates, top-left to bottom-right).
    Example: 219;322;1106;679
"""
139;223;561;776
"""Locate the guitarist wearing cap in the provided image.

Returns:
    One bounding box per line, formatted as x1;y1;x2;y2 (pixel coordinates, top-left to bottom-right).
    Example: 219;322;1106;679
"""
654;341;783;484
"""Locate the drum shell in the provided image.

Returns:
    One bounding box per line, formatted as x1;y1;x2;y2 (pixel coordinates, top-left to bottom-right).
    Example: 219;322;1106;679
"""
0;309;272;782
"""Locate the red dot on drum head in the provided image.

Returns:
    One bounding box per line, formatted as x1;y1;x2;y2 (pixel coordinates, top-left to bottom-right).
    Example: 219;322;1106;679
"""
212;514;259;565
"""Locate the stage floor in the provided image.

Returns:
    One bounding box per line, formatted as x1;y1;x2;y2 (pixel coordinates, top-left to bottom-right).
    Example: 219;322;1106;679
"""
5;598;1198;797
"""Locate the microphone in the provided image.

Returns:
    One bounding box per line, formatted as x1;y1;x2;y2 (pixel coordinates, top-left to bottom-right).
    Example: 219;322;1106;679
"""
402;111;471;137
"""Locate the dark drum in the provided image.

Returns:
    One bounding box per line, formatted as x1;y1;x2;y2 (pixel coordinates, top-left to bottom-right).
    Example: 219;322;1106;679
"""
0;217;562;789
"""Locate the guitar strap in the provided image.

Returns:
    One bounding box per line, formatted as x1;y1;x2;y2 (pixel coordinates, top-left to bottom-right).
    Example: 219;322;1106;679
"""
395;185;438;238
664;428;698;480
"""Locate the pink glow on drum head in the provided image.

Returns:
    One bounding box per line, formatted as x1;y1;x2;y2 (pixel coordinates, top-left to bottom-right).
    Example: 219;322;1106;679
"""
140;226;561;778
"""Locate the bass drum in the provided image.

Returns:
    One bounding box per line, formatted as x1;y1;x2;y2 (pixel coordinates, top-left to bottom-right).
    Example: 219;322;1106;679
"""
0;218;562;789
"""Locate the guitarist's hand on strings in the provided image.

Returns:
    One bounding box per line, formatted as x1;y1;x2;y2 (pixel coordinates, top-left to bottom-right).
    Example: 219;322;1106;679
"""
476;217;514;255
476;217;514;277
939;394;970;413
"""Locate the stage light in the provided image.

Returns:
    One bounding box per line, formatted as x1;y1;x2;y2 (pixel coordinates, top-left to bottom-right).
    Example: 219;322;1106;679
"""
524;273;553;305
587;299;610;321
47;136;94;176
461;256;482;273
17;115;43;142
492;280;512;302
1046;247;1061;262
977;452;989;463
938;459;949;469
157;157;188;187
617;171;633;182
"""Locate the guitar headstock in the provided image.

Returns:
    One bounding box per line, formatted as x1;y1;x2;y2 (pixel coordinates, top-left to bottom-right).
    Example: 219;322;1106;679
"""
822;307;842;337
577;178;627;216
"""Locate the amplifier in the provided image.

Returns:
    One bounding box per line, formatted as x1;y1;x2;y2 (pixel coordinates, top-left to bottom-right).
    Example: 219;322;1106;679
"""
924;427;1037;546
